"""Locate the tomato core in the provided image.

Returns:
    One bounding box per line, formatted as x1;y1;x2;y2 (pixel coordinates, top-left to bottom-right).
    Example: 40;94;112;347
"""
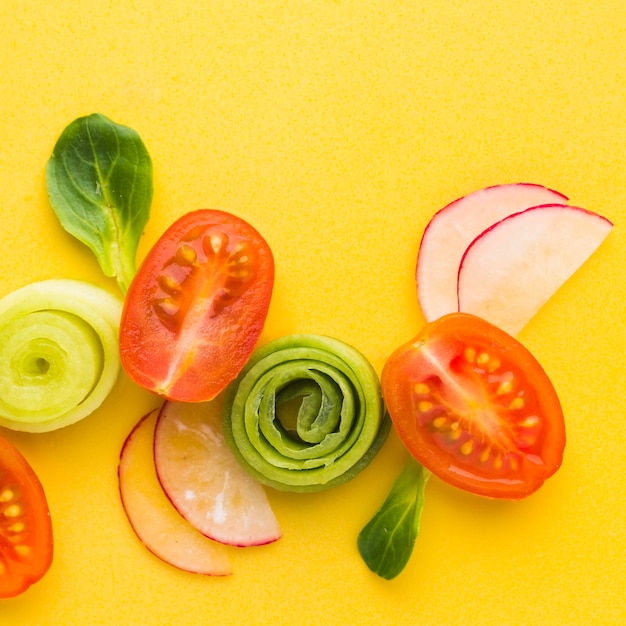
152;224;258;333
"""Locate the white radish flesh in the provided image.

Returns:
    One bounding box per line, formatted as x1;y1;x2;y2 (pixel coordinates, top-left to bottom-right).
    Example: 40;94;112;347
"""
457;204;613;336
154;400;282;548
118;410;232;575
416;183;568;321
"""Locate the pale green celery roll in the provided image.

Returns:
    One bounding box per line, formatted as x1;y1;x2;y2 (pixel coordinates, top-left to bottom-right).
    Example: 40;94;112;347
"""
222;334;391;492
0;279;122;432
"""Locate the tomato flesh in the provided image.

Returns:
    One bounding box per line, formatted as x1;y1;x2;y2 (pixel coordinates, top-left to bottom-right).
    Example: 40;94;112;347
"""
382;313;565;499
120;210;274;402
0;437;53;597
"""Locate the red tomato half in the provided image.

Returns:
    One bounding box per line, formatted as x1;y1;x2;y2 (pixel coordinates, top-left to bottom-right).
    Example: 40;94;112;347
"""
0;437;53;597
382;313;565;499
120;210;274;402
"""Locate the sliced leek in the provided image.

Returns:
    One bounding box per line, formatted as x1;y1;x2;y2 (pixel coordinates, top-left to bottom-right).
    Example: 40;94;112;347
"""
0;279;122;432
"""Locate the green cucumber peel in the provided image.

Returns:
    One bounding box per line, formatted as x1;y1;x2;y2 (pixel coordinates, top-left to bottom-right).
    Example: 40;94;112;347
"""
0;279;122;432
46;113;153;294
358;456;431;580
222;334;391;492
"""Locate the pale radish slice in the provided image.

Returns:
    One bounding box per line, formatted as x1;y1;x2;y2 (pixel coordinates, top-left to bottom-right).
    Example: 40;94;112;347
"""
458;204;613;336
118;409;232;575
154;399;282;547
416;183;568;321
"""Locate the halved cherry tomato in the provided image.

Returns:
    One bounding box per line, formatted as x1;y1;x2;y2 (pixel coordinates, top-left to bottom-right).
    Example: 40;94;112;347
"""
0;436;53;597
120;209;274;402
382;313;565;499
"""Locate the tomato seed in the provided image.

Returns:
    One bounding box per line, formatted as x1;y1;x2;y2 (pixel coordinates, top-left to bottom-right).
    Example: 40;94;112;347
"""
487;357;501;372
176;243;198;266
14;544;31;557
476;352;490;366
463;347;477;362
157;274;182;295
414;382;430;395
3;504;21;518
497;379;513;395
228;267;254;281
460;440;473;455
520;415;540;427
207;233;227;254
8;521;25;534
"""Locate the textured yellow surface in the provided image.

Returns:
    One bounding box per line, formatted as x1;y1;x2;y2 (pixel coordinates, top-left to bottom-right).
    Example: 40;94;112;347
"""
1;1;625;624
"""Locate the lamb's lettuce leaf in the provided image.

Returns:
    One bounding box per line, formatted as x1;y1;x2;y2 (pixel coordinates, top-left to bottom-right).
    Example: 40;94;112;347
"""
46;113;152;293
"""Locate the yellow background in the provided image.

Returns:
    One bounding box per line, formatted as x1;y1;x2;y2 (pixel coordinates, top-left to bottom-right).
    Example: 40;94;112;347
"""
1;1;625;624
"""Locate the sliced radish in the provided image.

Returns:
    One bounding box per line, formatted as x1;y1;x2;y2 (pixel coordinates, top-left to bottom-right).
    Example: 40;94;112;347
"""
458;204;613;336
416;183;568;321
154;400;282;548
118;410;232;575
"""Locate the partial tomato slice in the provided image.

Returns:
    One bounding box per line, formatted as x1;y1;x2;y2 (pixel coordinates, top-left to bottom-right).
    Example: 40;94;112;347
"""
120;210;274;402
154;399;281;547
416;183;567;322
118;410;232;575
382;313;565;499
0;437;53;597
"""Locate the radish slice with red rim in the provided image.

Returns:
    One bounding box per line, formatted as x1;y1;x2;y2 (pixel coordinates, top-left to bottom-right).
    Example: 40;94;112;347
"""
118;410;233;575
457;204;613;336
154;399;282;548
416;183;568;321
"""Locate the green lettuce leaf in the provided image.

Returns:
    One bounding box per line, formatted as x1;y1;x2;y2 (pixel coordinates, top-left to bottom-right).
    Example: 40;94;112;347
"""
46;113;153;293
358;456;430;579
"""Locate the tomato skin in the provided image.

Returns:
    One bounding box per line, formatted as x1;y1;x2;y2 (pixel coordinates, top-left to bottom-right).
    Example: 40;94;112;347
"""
120;210;274;403
0;437;53;597
382;313;565;500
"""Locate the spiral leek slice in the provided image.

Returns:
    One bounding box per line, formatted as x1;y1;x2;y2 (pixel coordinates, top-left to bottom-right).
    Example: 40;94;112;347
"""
223;334;390;492
0;279;122;432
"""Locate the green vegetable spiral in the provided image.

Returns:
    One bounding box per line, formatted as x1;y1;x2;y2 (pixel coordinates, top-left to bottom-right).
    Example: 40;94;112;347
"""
222;334;391;492
0;279;122;432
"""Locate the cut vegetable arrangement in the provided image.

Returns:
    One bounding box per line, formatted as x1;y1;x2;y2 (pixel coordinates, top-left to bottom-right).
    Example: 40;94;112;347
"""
416;183;568;322
416;183;613;334
118;409;233;575
4;111;614;593
119;401;281;574
359;182;613;579
118;332;389;573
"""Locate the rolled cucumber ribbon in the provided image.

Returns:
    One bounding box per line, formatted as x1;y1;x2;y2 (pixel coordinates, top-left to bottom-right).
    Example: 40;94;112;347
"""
0;279;122;432
222;334;391;492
